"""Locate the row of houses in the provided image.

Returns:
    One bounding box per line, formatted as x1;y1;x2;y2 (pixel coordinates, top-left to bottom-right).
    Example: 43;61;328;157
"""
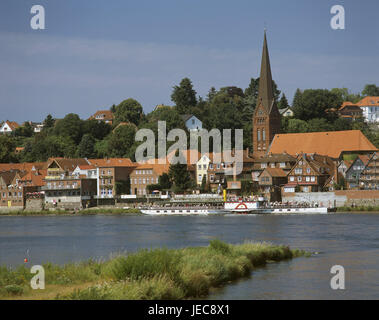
1;128;378;210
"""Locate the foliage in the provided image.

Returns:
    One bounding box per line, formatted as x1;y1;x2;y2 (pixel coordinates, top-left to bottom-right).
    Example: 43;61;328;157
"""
114;98;144;126
171;78;197;114
0;241;309;300
292;89;342;121
362;84;379;97
0;135;16;162
168;163;192;192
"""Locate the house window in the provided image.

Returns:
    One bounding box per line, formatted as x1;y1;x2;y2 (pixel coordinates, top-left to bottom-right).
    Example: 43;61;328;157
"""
262;129;266;141
257;129;261;141
303;186;309;192
311;176;315;182
261;163;267;168
306;168;311;174
306;176;310;182
217;164;220;169
143;178;146;184
209;164;213;169
280;162;285;168
290;176;295;182
210;175;214;182
297;176;302;182
271;163;275;168
203;164;207;170
198;165;201;170
198;174;202;182
147;178;149;184
295;168;302;174
156;177;159;184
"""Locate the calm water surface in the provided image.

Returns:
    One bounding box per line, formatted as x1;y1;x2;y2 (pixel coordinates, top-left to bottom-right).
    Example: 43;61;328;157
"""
0;213;378;299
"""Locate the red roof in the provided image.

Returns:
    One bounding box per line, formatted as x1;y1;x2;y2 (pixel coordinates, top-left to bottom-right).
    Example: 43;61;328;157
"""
269;130;378;159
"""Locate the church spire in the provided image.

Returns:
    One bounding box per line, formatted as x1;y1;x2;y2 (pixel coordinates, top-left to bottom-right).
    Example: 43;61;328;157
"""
257;31;274;111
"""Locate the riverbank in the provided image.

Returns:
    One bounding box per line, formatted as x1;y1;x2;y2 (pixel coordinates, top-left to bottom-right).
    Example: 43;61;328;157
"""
0;240;310;300
336;206;379;213
0;208;142;216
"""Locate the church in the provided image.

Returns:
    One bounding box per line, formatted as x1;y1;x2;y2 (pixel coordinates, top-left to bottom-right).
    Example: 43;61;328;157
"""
252;32;281;158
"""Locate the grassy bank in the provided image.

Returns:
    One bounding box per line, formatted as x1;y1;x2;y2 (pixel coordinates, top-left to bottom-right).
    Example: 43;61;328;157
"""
337;205;379;213
0;240;310;300
0;208;141;216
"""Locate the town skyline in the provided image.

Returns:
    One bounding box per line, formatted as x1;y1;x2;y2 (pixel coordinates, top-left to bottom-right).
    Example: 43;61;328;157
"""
1;0;379;122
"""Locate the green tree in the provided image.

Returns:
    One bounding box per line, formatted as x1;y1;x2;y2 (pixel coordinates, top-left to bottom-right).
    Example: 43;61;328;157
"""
287;119;309;133
278;93;290;110
362;84;379;97
43;114;55;130
331;88;361;103
107;124;136;157
168;163;192;192
200;175;208;193
292;89;342;121
114;98;144;126
78;134;96;158
0;135;16;162
158;173;172;190
15;122;33;137
82;120;111;140
333;118;353;131
53;113;83;144
307;118;333;132
292;88;302;109
206;87;217;102
171;78;197;114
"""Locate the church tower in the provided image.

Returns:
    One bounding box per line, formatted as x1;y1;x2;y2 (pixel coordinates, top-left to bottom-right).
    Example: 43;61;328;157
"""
252;31;281;158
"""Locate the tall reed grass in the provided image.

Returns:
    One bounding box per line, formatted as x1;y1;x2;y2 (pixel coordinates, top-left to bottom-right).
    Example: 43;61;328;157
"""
0;240;310;300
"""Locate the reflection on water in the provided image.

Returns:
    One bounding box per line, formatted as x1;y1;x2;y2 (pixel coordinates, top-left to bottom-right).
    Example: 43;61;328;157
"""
0;213;378;299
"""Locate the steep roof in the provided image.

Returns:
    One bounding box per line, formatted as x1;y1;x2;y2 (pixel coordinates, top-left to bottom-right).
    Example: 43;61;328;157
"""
261;168;287;177
0;171;18;186
180;114;196;122
47;158;89;171
269;130;378;159
257;31;274;112
134;163;170;176
88;158;135;168
356;96;379;107
1;120;20;131
88;110;114;121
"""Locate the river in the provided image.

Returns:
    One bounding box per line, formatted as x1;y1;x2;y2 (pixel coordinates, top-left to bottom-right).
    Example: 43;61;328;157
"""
0;213;378;299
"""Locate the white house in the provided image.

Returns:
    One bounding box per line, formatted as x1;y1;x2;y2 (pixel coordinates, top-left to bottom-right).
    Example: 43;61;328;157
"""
180;114;202;132
356;96;379;123
0;121;20;134
279;107;294;117
196;154;211;185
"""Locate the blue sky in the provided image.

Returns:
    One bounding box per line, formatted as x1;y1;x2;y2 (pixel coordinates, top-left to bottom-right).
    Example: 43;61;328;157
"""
0;0;378;122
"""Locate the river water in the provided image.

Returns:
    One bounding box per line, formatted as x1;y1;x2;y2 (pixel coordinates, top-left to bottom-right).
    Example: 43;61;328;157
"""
0;213;378;299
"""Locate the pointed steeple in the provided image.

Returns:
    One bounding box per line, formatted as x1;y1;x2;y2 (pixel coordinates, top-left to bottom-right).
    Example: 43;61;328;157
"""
257;31;274;112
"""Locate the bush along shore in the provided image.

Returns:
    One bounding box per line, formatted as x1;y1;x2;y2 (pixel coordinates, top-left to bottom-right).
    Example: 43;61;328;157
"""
0;208;142;216
336;205;379;213
0;240;310;300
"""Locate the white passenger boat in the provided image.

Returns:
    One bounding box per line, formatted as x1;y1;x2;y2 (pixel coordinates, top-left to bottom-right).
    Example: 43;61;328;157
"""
140;207;225;215
224;198;333;214
224;198;271;214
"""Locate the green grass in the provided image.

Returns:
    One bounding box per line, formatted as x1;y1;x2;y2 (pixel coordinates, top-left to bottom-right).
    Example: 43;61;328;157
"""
337;205;379;212
0;240;310;300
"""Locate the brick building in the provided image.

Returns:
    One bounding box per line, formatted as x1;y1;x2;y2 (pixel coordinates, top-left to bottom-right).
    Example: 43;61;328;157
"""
284;153;337;193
